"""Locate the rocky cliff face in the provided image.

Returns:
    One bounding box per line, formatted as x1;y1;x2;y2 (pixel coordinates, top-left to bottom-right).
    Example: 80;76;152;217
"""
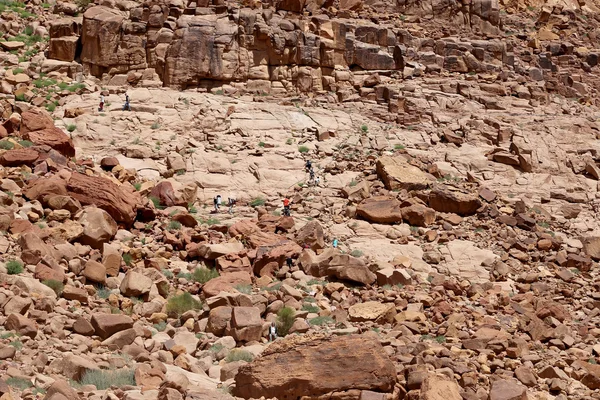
49;0;501;89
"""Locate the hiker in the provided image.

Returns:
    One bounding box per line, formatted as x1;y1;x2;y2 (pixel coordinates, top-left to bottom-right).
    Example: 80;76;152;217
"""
99;94;105;112
268;322;277;342
286;257;293;269
227;196;236;214
122;93;131;111
332;238;338;248
314;176;320;187
282;197;291;216
309;167;315;182
305;159;312;172
214;194;222;212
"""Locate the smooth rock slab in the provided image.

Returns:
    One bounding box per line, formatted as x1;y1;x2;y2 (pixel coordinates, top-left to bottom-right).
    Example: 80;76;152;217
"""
234;334;396;399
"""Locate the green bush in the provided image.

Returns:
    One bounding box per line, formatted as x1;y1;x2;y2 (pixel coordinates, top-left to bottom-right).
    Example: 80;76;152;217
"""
276;307;295;337
9;340;22;350
149;196;164;210
18;140;33;148
46;102;56;112
122;253;133;266
67;124;76;132
153;321;167;332
234;284;252;294
166;292;202;317
15;93;26;102
42;279;64;296
249;197;265;207
301;304;319;313
350;249;363;258
96;285;111;299
298;145;309;153
6;377;32;391
151;122;160;130
133;182;141;191
75;0;91;9
192;267;219;284
0;140;15;150
6;260;23;275
308;316;334;326
258;141;265;147
225;349;254;363
161;269;174;279
360;124;368;133
167;220;182;231
79;368;135;390
394;144;405;150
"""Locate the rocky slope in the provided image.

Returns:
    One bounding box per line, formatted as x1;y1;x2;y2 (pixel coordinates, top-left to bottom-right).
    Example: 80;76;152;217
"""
3;0;600;400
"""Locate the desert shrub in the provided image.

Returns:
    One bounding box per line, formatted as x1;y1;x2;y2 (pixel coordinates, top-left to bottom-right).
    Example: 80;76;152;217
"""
167;220;182;231
308;316;334;326
67;124;76;132
153;321;167;332
6;260;23;275
42;279;64;296
276;307;295;337
225;349;254;363
192;267;219;284
249;197;265;207
350;250;363;257
298;145;309;153
6;377;32;391
79;369;135;390
166;292;202;316
234;284;252;294
18;140;33;147
0;140;15;150
96;285;111;299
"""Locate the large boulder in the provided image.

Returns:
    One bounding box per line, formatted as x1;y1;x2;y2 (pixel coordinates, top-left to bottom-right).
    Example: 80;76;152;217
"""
356;197;403;224
582;236;600;261
23;127;75;157
120;270;153;297
5;313;38;338
376;156;434;191
77;207;118;249
149;180;196;208
295;220;325;250
427;187;482;216
420;374;462;400
299;249;376;285
67;173;139;225
228;307;262;342
90;313;134;339
488;379;528;400
348;301;396;323
20;109;54;134
202;271;252;298
234;334;396;398
0;148;39;167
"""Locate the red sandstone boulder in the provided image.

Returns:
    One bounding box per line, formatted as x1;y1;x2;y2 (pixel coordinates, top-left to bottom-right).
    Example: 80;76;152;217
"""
234;334;396;398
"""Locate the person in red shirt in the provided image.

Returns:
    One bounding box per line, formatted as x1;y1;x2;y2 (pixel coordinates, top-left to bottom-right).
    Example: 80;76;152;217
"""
283;198;291;216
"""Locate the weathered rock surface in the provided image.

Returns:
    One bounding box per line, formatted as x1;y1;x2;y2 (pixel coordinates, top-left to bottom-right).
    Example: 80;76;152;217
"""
234;335;396;398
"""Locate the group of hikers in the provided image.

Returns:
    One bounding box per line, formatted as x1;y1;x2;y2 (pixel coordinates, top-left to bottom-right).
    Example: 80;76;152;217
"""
209;159;319;217
99;93;131;112
212;195;236;214
305;159;320;186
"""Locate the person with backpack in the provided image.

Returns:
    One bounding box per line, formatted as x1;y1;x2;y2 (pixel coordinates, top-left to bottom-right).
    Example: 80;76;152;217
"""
228;196;236;214
268;322;277;342
305;159;312;172
99;94;105;112
282;197;291;216
214;194;222;212
123;93;131;111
